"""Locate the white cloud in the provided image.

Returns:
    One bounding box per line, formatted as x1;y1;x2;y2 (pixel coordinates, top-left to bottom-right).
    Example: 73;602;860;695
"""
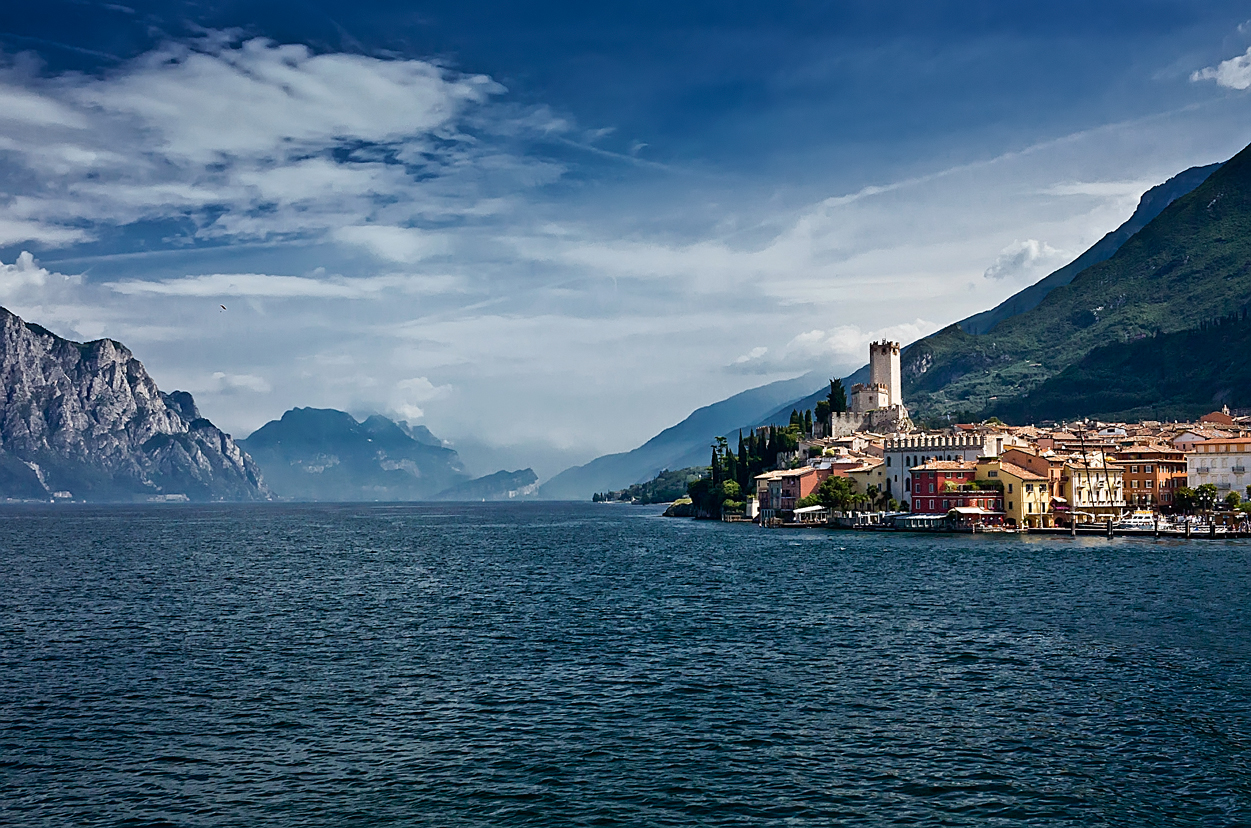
1191;46;1251;90
389;376;453;422
211;371;271;393
0;34;554;246
107;272;462;298
83;38;496;164
333;225;451;263
733;346;767;364
728;321;940;375
0;218;91;247
983;239;1065;281
0;251;81;294
0;85;89;128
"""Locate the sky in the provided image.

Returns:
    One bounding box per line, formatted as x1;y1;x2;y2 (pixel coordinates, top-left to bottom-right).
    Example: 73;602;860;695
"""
1;1;1251;478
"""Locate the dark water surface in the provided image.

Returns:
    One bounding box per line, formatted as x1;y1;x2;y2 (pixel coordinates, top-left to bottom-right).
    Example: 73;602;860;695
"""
2;503;1249;826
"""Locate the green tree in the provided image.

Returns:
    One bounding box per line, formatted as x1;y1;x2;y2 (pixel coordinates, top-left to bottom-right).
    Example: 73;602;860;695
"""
828;378;848;414
1174;486;1197;514
1225;491;1241;510
736;430;750;493
814;399;831;428
1196;483;1219;513
789;409;802;429
803;409;813;436
813;476;858;511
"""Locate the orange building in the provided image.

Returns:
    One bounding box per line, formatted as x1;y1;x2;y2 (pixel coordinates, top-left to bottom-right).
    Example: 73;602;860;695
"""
1115;446;1188;508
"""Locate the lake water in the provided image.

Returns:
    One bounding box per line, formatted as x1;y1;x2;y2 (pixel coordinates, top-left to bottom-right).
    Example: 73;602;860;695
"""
2;502;1249;826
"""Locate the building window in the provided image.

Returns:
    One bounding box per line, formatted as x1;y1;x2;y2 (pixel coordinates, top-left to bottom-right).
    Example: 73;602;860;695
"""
886;457;891;466
1007;483;1013;493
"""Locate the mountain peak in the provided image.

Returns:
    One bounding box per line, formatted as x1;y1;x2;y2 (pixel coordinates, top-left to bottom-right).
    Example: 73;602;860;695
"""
0;306;268;501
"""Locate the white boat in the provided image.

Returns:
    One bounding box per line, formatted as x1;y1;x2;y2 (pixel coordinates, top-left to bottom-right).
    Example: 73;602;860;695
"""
1112;510;1162;531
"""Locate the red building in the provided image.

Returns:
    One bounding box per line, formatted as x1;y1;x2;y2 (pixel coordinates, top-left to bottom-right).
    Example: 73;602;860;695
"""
909;460;1004;515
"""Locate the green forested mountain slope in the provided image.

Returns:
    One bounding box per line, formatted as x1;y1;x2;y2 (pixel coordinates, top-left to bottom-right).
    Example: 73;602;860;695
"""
956;163;1219;335
903;140;1251;421
985;312;1251;424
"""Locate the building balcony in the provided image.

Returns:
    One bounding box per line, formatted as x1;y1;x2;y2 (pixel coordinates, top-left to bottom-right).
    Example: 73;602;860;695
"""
1234;466;1247;474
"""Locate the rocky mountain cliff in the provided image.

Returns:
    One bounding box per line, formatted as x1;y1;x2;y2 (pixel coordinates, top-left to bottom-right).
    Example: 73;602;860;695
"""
240;408;470;501
0;307;267;501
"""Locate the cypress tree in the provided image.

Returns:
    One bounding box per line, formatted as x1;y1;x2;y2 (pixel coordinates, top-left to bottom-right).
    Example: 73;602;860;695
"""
804;409;813;435
737;430;749;491
828;378;847;413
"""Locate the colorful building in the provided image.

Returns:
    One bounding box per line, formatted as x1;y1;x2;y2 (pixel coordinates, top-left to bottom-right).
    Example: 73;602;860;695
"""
1062;457;1125;521
754;467;826;521
1186;437;1251;499
1115;446;1188;508
977;457;1050;527
908;460;1004;518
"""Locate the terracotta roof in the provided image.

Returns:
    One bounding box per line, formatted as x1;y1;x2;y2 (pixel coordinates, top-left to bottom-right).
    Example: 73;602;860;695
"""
910;460;977;471
994;461;1046;481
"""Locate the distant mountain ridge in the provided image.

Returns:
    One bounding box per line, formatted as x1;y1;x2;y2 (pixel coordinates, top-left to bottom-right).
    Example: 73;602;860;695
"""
240;407;469;501
435;468;538;501
538;371;822;500
0;306;267;501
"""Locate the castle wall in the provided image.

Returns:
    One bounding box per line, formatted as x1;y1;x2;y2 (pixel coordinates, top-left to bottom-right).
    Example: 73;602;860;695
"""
828;405;913;438
851;382;890;414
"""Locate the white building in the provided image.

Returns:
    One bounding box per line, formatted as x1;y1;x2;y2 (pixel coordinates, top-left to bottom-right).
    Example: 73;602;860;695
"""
882;432;1012;508
1187;437;1251;497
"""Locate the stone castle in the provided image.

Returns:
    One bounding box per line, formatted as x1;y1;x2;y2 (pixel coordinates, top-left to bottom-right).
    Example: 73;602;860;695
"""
829;340;913;437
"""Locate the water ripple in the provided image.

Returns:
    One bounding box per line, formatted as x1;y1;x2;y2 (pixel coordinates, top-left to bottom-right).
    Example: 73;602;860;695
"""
1;503;1249;826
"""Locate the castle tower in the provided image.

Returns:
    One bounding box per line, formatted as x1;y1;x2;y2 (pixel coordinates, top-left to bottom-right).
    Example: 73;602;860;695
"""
868;340;901;407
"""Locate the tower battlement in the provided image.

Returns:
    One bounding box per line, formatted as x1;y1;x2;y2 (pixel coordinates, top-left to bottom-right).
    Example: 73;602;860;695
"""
866;340;901;409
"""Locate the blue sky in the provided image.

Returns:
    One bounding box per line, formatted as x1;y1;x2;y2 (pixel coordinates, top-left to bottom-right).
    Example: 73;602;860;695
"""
1;1;1251;476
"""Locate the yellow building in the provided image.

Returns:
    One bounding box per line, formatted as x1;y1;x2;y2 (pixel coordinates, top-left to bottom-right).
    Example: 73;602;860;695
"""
977;457;1051;528
846;460;887;498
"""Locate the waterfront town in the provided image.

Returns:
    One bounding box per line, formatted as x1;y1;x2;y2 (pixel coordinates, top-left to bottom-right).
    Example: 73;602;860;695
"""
726;341;1251;534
